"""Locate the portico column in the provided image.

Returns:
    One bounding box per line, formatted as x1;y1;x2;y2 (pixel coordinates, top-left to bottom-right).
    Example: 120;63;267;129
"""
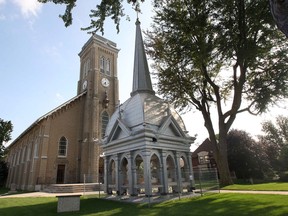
114;155;120;194
142;150;152;196
131;165;138;195
161;151;168;194
104;156;109;193
127;152;134;195
175;152;182;193
187;153;195;190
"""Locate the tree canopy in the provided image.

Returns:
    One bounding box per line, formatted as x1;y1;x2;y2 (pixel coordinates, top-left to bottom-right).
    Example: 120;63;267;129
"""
0;118;12;186
37;0;288;38
38;0;143;34
259;115;288;180
227;129;272;180
145;0;288;185
0;118;13;158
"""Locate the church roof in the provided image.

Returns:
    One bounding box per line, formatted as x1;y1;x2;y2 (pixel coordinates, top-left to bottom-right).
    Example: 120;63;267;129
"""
8;91;87;148
105;92;187;137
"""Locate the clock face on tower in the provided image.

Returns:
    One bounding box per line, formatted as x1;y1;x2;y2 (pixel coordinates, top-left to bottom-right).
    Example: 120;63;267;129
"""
82;80;88;90
101;78;110;87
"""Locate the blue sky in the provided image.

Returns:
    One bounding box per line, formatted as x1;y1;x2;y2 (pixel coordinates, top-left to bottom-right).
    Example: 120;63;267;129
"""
1;0;287;149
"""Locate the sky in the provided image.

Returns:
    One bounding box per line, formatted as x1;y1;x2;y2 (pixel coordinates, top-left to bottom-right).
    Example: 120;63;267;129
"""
1;0;287;150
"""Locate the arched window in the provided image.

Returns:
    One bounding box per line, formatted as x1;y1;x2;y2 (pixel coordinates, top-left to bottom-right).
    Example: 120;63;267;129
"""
101;111;109;139
83;59;90;78
58;136;68;157
100;56;105;73
106;59;111;75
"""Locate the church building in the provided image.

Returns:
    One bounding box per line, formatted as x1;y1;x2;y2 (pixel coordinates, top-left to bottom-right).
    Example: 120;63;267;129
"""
6;19;195;195
6;33;119;191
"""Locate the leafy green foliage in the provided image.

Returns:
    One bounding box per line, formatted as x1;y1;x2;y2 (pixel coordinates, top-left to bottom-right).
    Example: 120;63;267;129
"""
0;118;12;186
0;118;13;158
147;0;288;114
38;0;145;34
227;129;272;180
259;116;288;180
0;161;8;187
38;0;76;27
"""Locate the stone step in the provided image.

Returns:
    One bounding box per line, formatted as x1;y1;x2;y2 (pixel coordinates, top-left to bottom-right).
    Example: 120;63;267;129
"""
44;183;103;193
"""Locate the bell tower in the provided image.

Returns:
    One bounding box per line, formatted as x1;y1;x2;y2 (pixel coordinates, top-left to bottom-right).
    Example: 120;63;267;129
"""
78;34;119;183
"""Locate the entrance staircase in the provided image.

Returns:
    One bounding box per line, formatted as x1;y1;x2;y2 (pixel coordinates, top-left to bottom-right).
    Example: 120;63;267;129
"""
43;183;103;193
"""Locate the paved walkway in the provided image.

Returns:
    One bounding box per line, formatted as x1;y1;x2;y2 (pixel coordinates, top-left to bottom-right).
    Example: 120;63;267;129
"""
220;190;288;195
1;190;288;200
0;191;102;198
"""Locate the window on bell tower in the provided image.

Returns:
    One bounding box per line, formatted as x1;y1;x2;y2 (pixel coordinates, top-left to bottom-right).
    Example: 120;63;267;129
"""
101;111;109;139
100;56;105;73
106;59;111;75
83;59;90;78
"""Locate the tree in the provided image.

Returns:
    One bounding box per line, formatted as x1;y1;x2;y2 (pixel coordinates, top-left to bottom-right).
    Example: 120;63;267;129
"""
37;0;288;38
227;129;272;180
0;161;8;187
259;115;288;180
37;0;143;34
0;118;13;158
0;118;13;186
145;0;288;185
269;0;288;37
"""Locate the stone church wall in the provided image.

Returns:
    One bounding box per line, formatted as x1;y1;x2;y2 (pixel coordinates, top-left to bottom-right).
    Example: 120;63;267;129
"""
6;95;86;190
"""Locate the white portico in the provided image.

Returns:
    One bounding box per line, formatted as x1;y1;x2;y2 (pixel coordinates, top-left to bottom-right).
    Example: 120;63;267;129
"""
102;19;195;196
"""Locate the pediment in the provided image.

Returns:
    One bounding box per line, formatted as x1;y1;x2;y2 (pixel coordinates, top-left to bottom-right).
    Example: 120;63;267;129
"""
159;115;186;138
106;119;131;142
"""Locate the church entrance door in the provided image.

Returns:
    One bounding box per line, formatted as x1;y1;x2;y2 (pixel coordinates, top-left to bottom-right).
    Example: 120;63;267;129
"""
56;164;65;184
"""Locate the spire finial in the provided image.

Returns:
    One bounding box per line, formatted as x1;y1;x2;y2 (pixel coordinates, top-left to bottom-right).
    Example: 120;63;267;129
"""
136;7;139;19
132;0;141;20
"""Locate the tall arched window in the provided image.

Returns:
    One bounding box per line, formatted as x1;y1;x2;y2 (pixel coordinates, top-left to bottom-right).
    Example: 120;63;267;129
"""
106;59;111;75
83;59;90;78
100;56;105;73
101;111;109;139
58;136;68;157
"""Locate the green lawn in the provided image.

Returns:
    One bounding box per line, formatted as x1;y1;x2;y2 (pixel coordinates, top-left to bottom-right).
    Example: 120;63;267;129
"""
221;182;288;191
0;193;288;216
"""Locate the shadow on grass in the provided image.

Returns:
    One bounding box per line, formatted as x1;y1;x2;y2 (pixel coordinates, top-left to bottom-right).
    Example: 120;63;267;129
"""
0;197;146;216
0;194;288;216
151;193;288;216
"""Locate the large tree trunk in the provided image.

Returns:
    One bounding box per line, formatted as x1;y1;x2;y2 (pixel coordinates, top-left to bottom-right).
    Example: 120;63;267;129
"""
203;110;234;186
215;147;233;186
210;132;233;186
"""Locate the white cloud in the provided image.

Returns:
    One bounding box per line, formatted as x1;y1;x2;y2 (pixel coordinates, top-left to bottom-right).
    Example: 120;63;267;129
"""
0;0;6;21
0;0;6;6
13;0;42;18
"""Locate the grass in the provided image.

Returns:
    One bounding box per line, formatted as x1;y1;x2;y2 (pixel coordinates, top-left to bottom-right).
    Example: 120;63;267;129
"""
0;193;288;216
221;182;288;191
